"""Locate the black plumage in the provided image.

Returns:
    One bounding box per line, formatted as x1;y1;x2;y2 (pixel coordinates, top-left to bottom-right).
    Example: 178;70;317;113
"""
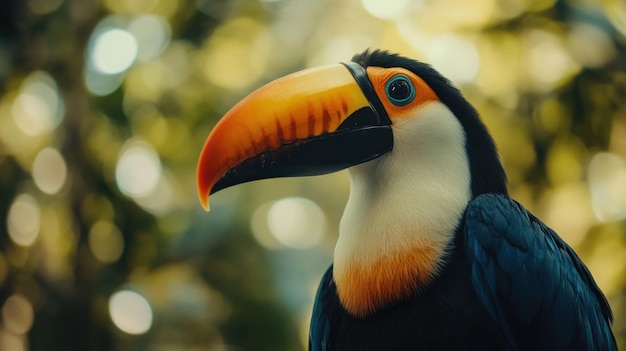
310;194;616;350
466;194;615;350
309;50;616;351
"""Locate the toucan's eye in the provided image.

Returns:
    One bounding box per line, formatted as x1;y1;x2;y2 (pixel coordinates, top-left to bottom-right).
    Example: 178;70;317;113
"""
385;75;416;106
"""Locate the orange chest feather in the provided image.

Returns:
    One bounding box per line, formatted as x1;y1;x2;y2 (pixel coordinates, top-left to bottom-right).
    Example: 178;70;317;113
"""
333;244;443;318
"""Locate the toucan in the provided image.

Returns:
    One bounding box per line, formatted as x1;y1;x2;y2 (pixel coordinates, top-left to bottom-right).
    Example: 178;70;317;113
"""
196;50;617;350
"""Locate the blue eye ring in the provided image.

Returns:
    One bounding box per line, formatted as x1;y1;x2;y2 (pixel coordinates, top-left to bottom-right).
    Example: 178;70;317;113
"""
385;74;416;106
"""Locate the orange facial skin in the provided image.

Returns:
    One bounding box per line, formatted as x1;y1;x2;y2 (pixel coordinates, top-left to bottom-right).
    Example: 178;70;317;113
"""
366;66;439;120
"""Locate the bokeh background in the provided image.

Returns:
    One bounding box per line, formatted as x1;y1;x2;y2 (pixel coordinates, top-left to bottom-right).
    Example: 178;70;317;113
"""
0;0;625;350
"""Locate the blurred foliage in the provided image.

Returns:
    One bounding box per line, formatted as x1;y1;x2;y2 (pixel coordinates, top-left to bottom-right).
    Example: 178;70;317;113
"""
0;0;625;350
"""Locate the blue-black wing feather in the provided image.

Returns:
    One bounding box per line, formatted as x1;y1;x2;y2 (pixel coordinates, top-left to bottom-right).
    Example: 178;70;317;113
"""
465;193;616;350
310;266;335;351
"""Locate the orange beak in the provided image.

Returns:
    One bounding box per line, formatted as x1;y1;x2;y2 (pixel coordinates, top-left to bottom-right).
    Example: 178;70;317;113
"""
196;63;392;211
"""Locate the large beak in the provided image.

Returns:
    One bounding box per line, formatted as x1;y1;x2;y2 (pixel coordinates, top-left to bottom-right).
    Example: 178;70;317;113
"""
197;62;392;210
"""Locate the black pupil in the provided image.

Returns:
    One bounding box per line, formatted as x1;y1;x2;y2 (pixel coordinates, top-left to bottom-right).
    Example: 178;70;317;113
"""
389;79;411;100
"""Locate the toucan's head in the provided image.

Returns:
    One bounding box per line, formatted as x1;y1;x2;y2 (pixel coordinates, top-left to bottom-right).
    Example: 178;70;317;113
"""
197;50;509;316
196;49;506;210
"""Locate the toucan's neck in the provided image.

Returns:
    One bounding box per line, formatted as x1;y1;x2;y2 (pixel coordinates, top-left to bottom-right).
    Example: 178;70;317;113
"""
332;102;472;317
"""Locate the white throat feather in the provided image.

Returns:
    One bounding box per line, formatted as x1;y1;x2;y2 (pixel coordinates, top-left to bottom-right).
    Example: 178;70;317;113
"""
333;101;472;317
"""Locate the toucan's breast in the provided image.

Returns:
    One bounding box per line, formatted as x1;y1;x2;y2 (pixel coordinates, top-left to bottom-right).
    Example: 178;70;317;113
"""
316;246;509;350
333;242;443;317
